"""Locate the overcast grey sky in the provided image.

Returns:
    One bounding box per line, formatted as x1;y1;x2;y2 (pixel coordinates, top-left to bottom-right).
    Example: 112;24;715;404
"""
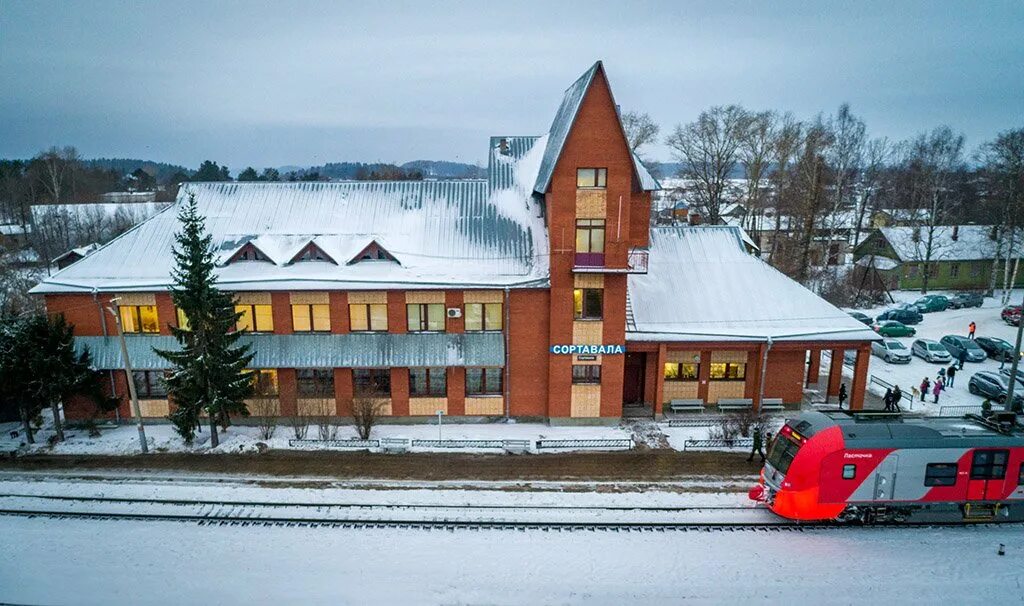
2;0;1022;169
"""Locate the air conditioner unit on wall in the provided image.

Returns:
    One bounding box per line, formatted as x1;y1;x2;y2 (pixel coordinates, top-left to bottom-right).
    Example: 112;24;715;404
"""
446;307;462;318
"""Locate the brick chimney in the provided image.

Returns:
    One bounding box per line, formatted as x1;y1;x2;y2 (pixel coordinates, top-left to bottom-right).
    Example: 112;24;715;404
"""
952;225;959;241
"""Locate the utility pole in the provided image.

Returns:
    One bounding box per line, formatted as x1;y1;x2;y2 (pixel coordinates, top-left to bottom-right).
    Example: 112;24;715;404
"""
108;303;148;453
1004;290;1024;412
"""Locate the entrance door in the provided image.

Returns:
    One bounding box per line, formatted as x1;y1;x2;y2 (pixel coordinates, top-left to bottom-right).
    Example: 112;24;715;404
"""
872;455;899;501
967;449;1009;501
623;353;645;405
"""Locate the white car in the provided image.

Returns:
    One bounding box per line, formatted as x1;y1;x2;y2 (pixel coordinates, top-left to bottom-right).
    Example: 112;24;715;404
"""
871;339;912;364
911;339;952;363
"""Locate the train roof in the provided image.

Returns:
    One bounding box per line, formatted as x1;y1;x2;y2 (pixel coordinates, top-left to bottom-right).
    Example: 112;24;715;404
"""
783;410;1024;449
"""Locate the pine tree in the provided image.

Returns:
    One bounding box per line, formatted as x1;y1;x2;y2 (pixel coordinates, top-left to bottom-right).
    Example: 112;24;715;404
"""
155;193;253;446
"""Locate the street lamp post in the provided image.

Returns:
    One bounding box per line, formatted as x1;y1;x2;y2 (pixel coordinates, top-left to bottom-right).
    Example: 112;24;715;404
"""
436;410;444;443
1003;291;1024;412
107;303;148;453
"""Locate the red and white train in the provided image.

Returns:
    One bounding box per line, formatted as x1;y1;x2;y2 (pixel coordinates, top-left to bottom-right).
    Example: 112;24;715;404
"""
752;410;1024;523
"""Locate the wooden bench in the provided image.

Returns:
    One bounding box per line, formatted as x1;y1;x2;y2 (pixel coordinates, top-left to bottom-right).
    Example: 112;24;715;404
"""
668;399;705;413
760;398;785;412
717;398;754;412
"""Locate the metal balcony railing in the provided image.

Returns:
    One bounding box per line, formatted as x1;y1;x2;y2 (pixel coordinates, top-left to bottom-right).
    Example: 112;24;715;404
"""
572;249;649;274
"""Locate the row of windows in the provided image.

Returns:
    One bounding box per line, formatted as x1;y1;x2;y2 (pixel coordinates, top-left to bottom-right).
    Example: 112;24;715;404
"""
663;362;747;382
119;302;505;334
130;367;504;398
839;450;1024;485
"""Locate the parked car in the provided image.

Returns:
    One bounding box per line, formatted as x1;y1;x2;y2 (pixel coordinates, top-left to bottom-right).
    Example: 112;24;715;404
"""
1003;305;1022;326
871;339;912;364
848;311;873;326
975;336;1017;362
1001;368;1024;387
911;339;952;363
968;371;1024;409
949;292;984;309
873;320;916;338
939;335;987;362
876;308;923;325
914;294;949;313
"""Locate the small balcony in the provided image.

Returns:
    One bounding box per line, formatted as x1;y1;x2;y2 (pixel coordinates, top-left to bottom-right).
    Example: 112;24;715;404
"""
572;249;649;274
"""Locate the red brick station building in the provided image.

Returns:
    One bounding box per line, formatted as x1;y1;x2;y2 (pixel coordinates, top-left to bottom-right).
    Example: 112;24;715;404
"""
34;62;876;424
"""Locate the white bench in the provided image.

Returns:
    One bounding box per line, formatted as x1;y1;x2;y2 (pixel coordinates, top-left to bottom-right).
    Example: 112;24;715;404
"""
761;398;785;412
717;398;754;412
668;399;705;413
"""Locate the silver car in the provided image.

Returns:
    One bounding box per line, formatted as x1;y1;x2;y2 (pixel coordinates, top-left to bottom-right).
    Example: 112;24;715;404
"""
911;339;952;363
871;339;912;364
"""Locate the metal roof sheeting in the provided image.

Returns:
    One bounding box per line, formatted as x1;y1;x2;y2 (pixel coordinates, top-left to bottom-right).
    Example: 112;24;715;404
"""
627;226;878;343
76;333;505;370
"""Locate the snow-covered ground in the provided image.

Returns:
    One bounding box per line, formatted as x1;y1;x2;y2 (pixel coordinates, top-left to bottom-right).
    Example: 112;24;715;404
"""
845;289;1023;415
1;514;1021;604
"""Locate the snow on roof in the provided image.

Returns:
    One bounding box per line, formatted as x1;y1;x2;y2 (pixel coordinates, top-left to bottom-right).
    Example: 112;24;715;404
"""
879;225;1022;262
54;243;102;263
627;226;878;343
0;224;30;236
30;202;171;225
32;142;551;294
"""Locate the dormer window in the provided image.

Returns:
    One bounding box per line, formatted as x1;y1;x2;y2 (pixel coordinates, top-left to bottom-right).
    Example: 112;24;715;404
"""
228;242;272;264
348;241;399;265
289;242;337;265
577;168;607;189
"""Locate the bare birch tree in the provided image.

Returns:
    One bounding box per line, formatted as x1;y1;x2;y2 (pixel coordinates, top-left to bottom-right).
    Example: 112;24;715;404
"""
979;128;1024;301
738;111;776;240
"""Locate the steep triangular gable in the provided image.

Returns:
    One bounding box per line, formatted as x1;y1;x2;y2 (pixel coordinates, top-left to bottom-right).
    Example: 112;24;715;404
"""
533;61;659;194
347;240;399;265
226;241;273;264
288;241;338;265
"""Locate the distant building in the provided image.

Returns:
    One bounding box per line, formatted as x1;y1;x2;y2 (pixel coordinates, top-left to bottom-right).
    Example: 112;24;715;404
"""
53;243;102;270
100;191;158;203
853;225;1024;290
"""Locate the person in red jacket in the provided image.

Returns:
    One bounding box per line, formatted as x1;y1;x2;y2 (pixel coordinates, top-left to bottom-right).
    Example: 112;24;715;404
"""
968;321;976;339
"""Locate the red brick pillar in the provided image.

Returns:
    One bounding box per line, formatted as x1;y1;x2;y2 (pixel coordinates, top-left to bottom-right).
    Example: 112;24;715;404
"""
390;368;409;416
387;291;406;333
445;290;464;333
806;349;821;387
334;368;353;417
330;291;349;333
155;292;177;335
827;349;844;400
277;368;297;416
652;344;667;415
850;345;870;411
697;350;712;402
447;367;466;416
271;292;292;333
747;345;766;409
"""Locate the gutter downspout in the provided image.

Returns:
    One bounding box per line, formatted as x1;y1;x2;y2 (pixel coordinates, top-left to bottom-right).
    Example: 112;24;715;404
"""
503;287;511;421
757;337;774;412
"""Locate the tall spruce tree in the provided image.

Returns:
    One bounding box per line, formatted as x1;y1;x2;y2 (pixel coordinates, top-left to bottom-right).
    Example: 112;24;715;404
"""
156;193;253;446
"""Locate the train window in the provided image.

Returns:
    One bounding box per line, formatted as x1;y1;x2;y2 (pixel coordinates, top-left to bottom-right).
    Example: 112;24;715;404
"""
924;463;958;487
842;464;856;480
766;435;801;475
970;450;1009;480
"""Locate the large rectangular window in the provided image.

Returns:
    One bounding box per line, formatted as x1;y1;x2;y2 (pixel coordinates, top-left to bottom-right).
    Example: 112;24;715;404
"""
249;369;279;396
664;362;699;382
131;370;167;398
924;463;959;487
349;303;388;332
353;369;391;397
464;302;503;332
573;288;603;320
409;367;447;397
576;168;607;189
296;369;334;397
571;365;601;384
119;305;159;334
291;304;330;332
407;303;445;332
236;304;274;332
709;362;746;381
575;219;605;254
970;450;1009;480
466;367;503;396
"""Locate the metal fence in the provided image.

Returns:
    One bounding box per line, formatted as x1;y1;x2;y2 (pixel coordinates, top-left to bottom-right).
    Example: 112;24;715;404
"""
288;439;379;449
683;438;754;450
869;375;915;411
938;405;984;417
410;439;506;449
536;438;633;450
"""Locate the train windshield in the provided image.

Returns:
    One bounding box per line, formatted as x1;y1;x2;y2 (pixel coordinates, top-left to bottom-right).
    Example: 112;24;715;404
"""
767;427;803;474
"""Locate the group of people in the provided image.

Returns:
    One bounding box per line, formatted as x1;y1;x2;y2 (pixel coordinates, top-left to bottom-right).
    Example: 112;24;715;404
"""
915;363;960;405
883;384;903;411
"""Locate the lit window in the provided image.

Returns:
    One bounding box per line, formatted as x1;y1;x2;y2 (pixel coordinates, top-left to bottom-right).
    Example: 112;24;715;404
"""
249;369;279;396
709;362;746;381
175;308;190;331
464;302;503;331
407;303;445;332
353;369;391;397
466;367;503;396
571;365;601;384
235;304;274;332
576;168;607;188
575;219;605;254
573;288;603;320
349;303;388;332
409;367;447;397
119;305;159;334
664;362;699;381
296;369;334;397
292;304;331;332
131;370;167;398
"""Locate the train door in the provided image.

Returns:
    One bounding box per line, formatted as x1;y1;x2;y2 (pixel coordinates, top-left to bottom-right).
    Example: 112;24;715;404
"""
967;449;1009;501
873;455;898;501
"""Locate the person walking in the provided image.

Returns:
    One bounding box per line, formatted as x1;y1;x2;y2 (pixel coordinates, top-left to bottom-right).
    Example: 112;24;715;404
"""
957;349;967;370
920;377;930;402
946;364;957;387
968;321;976;339
747;426;765;463
937;367;946;383
892;385;903;411
933;378;943;403
838;383;848;409
883;387;894;411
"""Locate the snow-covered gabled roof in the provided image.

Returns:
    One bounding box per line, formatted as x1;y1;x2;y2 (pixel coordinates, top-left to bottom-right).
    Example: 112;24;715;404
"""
877;225;1024;263
32;148;551;294
532;61;659;194
627;226;878;343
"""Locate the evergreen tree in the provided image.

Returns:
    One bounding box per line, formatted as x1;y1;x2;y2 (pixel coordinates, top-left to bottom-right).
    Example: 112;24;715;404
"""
192;160;231;182
155;194;253;446
259;168;280;182
237;167;259;181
